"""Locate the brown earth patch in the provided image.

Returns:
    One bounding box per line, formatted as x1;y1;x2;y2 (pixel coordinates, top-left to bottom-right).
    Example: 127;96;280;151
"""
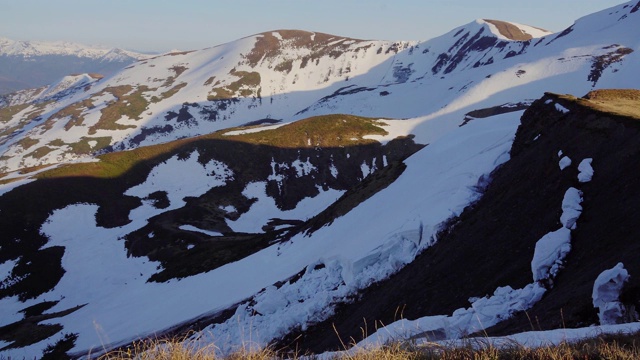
484;19;542;41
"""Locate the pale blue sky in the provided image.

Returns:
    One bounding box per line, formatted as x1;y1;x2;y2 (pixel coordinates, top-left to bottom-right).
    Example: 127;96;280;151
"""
0;0;627;53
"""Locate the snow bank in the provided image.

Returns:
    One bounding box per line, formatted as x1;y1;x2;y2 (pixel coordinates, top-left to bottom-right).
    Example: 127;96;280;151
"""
358;283;545;348
560;187;583;230
531;228;572;282
435;322;640;350
593;262;630;325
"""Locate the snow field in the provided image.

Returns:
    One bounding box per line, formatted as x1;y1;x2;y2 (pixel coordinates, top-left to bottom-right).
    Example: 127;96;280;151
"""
193;111;523;355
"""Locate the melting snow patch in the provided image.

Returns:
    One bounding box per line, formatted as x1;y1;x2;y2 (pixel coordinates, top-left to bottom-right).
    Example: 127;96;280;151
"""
559;156;572;170
578;158;594;183
555;103;570;113
220;205;237;213
291;158;315;177
0;258;18;286
179;225;222;237
360;161;371;178
531;227;572;282
227;182;343;233
125;151;233;209
358;283;545;347
560;187;583;230
436;322;640;351
593;263;630;325
330;162;339;178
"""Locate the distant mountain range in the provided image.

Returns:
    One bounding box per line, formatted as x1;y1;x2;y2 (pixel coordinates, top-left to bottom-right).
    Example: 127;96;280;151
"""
0;37;148;94
1;1;640;358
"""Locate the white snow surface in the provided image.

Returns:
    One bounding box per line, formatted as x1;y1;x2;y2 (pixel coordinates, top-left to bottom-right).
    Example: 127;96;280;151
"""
555;103;570;114
531;185;584;282
437;322;640;352
320;322;640;359
125;151;233;209
179;225;223;237
531;228;572;282
193;111;521;355
593;262;630;325
560;187;583;230
0;36;147;60
227;182;343;233
578;158;594;183
559;156;572;170
358;283;545;348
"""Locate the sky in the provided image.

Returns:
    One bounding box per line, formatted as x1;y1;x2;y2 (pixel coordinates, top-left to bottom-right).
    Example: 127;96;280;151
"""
0;0;629;53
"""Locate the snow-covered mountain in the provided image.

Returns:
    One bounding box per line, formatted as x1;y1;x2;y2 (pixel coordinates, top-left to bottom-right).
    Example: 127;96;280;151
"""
0;37;148;95
1;1;640;358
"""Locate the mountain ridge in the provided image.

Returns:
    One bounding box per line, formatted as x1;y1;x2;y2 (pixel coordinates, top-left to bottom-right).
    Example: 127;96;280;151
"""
0;36;149;95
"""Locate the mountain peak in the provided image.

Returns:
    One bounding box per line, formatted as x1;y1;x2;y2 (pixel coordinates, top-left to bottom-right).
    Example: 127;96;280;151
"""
480;19;552;40
243;29;367;67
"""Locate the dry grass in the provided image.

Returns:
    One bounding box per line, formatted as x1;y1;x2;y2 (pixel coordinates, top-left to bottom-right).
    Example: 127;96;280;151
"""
208;70;261;100
0;103;29;123
224;114;388;148
36;114;388;179
555;89;640;120
483;19;538;41
93;331;640;360
94;336;289;360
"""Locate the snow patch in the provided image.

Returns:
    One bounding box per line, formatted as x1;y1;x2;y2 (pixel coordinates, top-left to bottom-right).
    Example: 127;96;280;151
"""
125;151;233;209
227;182;343;233
559;156;572;170
593;262;630;325
358;283;546;347
360;161;371;178
330;162;339;178
179;225;223;237
220;205;237;213
291;158;315;177
578;158;594;183
531;227;572;282
560;187;583;230
555;103;570;113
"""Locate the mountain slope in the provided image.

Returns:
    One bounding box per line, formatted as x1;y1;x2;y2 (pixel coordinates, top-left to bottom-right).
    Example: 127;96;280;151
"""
0;1;640;358
279;89;640;353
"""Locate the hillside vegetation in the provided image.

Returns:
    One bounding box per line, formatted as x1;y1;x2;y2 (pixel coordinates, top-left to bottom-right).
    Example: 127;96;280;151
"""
93;332;640;360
